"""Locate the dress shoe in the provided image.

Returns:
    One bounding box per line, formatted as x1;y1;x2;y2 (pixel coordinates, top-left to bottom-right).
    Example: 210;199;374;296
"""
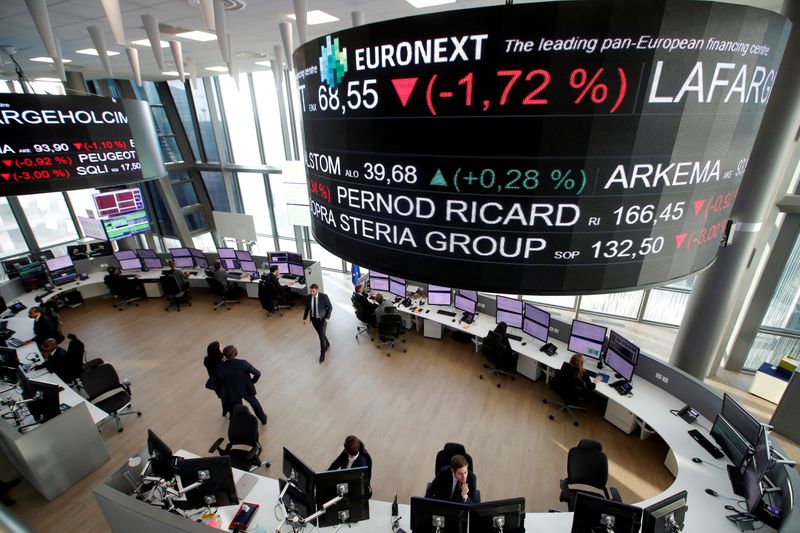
319;352;325;363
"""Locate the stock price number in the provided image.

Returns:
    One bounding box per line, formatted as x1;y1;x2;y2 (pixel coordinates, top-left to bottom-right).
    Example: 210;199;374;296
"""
362;162;418;184
613;202;685;225
591;237;665;259
300;80;379;114
33;143;69;153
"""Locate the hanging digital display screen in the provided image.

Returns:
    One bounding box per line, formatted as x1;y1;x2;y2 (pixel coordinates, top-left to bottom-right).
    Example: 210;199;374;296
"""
293;0;790;294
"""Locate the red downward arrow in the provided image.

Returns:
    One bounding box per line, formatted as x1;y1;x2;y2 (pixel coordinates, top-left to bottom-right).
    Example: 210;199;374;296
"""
391;78;418;107
694;200;706;215
72;142;83;150
1;173;10;181
2;160;11;167
675;233;688;249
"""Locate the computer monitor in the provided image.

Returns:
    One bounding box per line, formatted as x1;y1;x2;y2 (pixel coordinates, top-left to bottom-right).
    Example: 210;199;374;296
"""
0;366;18;384
188;248;204;258
410;497;468;533
45;255;78;286
234;250;252;261
77;215;109;241
568;320;607;359
287;252;303;264
118;257;143;272
174;257;194;269
221;258;238;270
389;277;406;298
23;379;61;423
314;467;370;527
369;272;389;291
459;289;477;302
2;256;31;278
114;250;137;260
67;244;88;260
0;347;19;367
282;447;315;501
169;248;191;257
721;393;762;447
146;429;175;480
571;492;643;533
239;260;257;273
428;285;452;306
136;249;157;259
269;251;288;263
523;317;549;343
604;347;636;383
454;293;477;314
496;296;523;329
278;478;314;519
711;415;753;470
194;256;209;269
742;458;764;514
217;247;237;259
641;490;688;533
18;261;48;292
469;498;526;533
102;210;151;241
752;426;772;481
271;262;290;275
174;456;238;509
289;262;305;277
606;330;640;364
89;241;113;256
142;257;163;269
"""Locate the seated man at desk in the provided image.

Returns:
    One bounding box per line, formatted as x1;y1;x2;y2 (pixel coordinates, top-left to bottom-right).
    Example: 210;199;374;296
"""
373;293;393;323
353;284;377;324
328;435;368;470
211;262;229;285
425;454;479;504
165;259;190;291
104;266;145;299
266;265;291;296
33;338;70;381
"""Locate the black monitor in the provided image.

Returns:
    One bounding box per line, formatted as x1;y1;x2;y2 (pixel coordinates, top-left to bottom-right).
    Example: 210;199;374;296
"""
142;257;163;269
18;261;48;292
287;252;303;264
269;251;288;262
522;317;548;343
217;247;237;259
67;244;88;260
369;271;389;291
271;262;290;275
410;497;468;533
114;251;142;272
278;478;314;519
174;256;194;269
711;415;753;470
454;293;477;314
234;250;252;261
721;393;762;447
742;458;764;514
314;466;370;527
136;249;157;259
606;331;640;364
389;277;406;298
221;258;238;270
752;426;772;481
289;262;305;277
496;296;523;329
23;379;61;423
147;429;176;479
89;241;113;256
194;256;209;269
0;366;17;384
427;285;452;306
2;255;31;278
641;490;688;533
174;456;238;509
571;492;642;533
240;260;258;273
0;346;19;367
188;248;205;258
282;447;315;501
568;319;607;360
469;497;526;533
604;346;636;383
459;289;477;301
45;255;78;286
169;248;191;257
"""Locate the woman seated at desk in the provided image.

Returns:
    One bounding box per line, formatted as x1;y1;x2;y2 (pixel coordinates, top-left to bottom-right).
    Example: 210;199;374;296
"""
568;353;602;390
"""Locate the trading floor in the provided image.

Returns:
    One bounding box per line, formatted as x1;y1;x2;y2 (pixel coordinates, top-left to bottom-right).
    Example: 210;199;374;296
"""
1;271;680;531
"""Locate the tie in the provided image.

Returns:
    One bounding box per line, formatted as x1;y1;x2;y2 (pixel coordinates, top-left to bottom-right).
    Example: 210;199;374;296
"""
313;296;317;318
452;481;460;501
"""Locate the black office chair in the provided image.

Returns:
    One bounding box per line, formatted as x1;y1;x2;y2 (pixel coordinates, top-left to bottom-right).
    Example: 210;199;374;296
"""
329;439;374;498
543;362;590;426
81;362;142;432
377;312;406;356
160;274;191;312
479;331;518;388
206;277;240;310
434;443;475;475
104;274;141;310
258;278;289;316
60;333;85;387
559;439;622;511
209;404;269;472
351;294;374;341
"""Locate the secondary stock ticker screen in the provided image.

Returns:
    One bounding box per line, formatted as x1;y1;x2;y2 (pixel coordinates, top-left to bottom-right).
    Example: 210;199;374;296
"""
0;94;144;194
295;0;789;294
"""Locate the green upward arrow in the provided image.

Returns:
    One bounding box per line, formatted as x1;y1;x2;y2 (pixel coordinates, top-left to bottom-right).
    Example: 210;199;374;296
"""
430;169;447;186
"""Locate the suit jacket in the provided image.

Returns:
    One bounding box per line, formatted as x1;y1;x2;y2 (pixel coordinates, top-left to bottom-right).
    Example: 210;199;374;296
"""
328;450;369;471
33;315;59;347
426;466;479;504
266;272;284;293
303;292;332;320
207;358;261;404
36;347;69;381
354;292;377;313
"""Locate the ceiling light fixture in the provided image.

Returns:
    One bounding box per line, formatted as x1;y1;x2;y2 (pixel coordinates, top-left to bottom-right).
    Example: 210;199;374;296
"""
35;77;62;82
405;0;456;8
131;39;170;48
30;56;72;63
177;30;217;41
205;65;228;72
287;10;338;25
75;48;121;57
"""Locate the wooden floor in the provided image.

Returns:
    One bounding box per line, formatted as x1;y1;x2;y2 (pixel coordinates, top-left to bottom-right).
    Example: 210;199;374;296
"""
2;272;676;531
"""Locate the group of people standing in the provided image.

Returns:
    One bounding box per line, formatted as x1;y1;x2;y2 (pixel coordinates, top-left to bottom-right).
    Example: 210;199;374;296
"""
203;341;267;425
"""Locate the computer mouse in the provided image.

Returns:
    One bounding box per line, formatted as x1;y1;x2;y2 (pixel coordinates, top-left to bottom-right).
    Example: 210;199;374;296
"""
452;319;456;323
705;488;718;497
522;342;527;346
426;310;430;314
692;457;702;464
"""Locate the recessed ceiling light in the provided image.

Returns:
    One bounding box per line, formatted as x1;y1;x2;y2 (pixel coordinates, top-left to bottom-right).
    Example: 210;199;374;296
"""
30;57;72;64
161;71;179;76
75;48;121;57
176;30;217;42
205;66;228;72
254;61;272;67
35;77;62;82
405;0;456;7
288;10;339;25
131;39;170;48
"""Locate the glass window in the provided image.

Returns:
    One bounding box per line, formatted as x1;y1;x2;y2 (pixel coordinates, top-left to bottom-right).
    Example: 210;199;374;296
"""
218;74;260;164
268;173;293;238
191;82;220;162
143;181;177;238
200;171;230;212
579;291;644;319
761;234;800;332
192;232;216;252
0;198;29;258
745;332;800;371
18;193;78;248
162;236;182;250
185;210;208;232
237;172;274;237
643;290;690;326
522;294;576;309
252;71;286;165
67;188;101;218
278;237;299;254
167;80;200;161
310;241;345;271
172;181;200;208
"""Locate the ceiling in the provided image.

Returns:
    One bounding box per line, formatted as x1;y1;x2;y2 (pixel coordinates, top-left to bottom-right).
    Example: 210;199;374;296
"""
0;0;785;83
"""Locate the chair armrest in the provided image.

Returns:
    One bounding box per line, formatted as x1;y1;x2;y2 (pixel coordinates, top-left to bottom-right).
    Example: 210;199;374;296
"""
244;447;260;463
121;378;132;394
609;486;622;503
558;479;571;503
83;358;104;372
209;437;225;454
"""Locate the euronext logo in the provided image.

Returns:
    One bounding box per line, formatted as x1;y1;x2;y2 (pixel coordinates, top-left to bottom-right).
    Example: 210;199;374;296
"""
319;35;348;88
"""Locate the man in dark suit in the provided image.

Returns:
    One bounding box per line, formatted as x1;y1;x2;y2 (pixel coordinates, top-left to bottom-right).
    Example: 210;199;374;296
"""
23;306;59;349
266;265;291;297
303;284;333;363
33;338;70;381
328;435;369;470
206;345;267;424
425;454;479;504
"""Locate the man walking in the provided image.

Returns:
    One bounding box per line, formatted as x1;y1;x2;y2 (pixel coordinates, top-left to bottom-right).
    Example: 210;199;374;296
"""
303;284;333;363
207;345;267;424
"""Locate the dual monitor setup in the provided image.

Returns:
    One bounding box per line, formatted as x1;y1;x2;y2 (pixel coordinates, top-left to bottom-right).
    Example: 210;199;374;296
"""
78;188;152;243
0;352;62;431
568;322;640;394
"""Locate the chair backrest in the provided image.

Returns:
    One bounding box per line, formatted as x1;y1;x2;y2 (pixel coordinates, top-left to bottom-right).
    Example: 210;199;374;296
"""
551;362;589;404
160;274;182;296
566;439;609;494
61;334;85;382
228;404;259;447
352;296;372;322
482;331;507;361
81;363;122;401
206;277;225;295
379;313;404;336
434;442;474;474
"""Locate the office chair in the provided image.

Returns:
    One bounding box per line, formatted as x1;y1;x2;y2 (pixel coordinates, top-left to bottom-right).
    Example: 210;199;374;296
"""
351;294;374;341
328;439;374;498
377;312;406;356
543;362;590;426
559;439;622;511
60;333;86;387
258;279;290;316
433;443;475;475
206;277;240;310
80;362;142;432
160;274;191;312
209;404;270;472
479;331;518;388
104;274;141;310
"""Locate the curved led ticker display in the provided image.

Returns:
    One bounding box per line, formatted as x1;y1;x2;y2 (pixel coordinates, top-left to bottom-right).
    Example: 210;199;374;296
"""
293;0;790;294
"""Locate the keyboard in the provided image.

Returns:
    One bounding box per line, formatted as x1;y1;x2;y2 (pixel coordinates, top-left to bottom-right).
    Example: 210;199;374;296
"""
437;310;456;317
227;271;243;278
688;429;725;459
507;334;522;342
6;338;22;348
727;464;746;496
282;274;298;280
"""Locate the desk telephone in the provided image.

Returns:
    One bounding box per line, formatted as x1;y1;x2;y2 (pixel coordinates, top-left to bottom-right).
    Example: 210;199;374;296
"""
540;343;557;356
